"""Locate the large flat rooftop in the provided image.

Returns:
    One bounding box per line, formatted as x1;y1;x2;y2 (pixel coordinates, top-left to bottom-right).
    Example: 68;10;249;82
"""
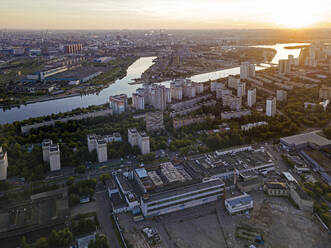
280;131;331;148
144;179;224;203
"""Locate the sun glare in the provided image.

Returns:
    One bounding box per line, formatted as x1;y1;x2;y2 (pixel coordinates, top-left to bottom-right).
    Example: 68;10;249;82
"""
272;1;319;29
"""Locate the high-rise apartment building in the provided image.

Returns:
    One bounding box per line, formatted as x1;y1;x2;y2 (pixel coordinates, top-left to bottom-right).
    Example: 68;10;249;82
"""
109;94;128;114
128;128;150;155
247;88;256;107
240;62;255;79
266;97;277;117
276;90;288;102
278;59;291;74
151;85;167;111
49;144;61;172
42;139;53;162
0;146;8;181
146;111;164;132
132;93;145;110
138;132;150;155
170;83;183;101
166;88;172;103
96;138;108;163
237;82;246;97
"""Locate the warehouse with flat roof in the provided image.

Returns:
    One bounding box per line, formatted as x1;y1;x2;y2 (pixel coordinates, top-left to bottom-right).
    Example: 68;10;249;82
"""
280;131;331;150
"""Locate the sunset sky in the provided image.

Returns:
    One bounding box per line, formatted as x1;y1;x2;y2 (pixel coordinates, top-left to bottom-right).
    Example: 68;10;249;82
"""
1;0;331;29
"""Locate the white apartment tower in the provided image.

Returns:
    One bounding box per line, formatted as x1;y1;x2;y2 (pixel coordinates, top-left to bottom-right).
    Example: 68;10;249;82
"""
247;88;256;107
96;138;108;163
49;144;61;171
87;134;97;153
0;146;8;181
128;128;150;155
266;97;277;117
138;132;150;155
237;82;246;97
42;139;53;162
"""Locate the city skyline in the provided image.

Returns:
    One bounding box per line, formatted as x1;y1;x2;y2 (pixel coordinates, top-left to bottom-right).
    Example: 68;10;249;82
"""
1;0;331;30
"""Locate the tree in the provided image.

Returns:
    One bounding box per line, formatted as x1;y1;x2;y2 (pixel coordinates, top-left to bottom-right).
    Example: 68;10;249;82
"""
34;237;48;248
21;236;30;248
99;173;111;183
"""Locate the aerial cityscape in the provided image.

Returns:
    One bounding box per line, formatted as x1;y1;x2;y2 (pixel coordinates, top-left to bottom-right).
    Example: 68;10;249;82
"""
0;1;331;248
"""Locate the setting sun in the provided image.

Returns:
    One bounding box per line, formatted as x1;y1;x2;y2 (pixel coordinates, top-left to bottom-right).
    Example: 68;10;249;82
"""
271;0;321;28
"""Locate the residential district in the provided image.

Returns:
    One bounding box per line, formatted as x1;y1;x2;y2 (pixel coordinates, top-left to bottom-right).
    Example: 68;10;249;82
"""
0;30;331;248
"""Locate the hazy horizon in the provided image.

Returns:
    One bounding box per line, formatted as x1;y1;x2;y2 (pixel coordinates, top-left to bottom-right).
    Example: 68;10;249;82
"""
1;0;331;30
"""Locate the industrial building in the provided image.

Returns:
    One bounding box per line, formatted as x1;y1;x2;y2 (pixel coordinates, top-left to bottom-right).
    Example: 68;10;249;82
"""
140;178;224;217
0;146;8;181
225;193;253;215
264;182;288;196
280;131;331;150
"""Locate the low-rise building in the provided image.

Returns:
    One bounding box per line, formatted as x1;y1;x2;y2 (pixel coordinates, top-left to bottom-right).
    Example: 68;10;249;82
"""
173;115;215;129
221;109;251;120
264;182;288;196
289;182;313;212
225;193;253;215
140;179;225;217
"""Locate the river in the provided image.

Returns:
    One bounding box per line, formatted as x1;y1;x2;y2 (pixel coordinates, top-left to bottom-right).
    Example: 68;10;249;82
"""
0;43;307;124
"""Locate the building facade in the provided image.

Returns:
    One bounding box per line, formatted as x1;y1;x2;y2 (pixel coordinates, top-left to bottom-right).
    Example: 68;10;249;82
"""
266;97;276;117
0;146;8;180
109;94;128;114
146;111;164;132
140;179;225;217
225;193;253;215
247;88;256;107
49;144;61;171
276;89;288;102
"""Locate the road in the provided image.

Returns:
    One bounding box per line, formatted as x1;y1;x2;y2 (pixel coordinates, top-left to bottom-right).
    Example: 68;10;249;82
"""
95;189;121;248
